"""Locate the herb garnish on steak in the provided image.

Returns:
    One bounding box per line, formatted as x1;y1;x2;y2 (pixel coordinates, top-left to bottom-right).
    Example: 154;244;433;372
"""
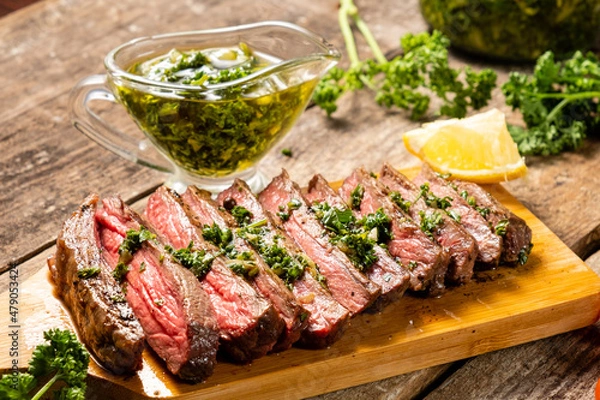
48;194;145;375
144;186;283;362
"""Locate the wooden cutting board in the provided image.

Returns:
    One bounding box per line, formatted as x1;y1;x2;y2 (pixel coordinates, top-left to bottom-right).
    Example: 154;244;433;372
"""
2;173;600;399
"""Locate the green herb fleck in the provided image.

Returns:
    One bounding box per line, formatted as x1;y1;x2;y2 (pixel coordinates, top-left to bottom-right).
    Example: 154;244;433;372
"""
118;226;155;264
110;294;127;303
360;208;393;244
238;224;308;286
419;211;443;239
495;219;510;236
446;209;462;223
518;243;534;265
311;201;381;271
165;242;215;279
139;262;146;273
417;183;452;210
154;298;165;307
202;223;234;249
231;205;253;227
350;184;364;209
77;267;101;279
281;148;293;157
390;191;411;213
112;262;130;283
460;190;477;207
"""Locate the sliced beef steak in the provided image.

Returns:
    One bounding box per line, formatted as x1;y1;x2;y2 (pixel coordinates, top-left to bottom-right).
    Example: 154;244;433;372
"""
259;170;381;315
48;194;144;375
96;196;219;382
218;179;350;348
180;186;306;352
414;164;502;268
144;186;283;361
378;163;477;284
453;180;533;265
339;168;447;294
305;174;410;307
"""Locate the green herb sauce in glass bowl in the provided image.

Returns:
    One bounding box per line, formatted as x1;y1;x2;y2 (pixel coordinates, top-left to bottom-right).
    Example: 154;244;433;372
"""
113;43;317;178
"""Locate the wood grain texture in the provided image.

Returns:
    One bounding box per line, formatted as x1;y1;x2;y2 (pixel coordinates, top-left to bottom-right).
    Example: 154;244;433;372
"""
1;179;599;399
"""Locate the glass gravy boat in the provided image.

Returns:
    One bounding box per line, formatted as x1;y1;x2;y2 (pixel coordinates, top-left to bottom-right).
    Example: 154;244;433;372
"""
70;21;340;193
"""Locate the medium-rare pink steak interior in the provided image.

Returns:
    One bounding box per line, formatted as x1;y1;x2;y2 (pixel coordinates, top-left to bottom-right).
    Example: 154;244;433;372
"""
259;170;381;315
48;194;145;375
452;179;533;266
180;185;308;352
144;186;284;362
49;162;533;383
95;196;220;382
340;167;448;295
414;164;503;268
218;178;351;348
305;174;410;308
378;163;477;285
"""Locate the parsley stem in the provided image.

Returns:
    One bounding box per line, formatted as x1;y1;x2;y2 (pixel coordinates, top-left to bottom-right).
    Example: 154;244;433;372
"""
349;6;387;65
534;91;600;100
31;373;61;400
544;91;600;122
339;0;361;67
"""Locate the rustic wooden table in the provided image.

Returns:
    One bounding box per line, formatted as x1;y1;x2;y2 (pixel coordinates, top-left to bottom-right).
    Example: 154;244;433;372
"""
2;0;600;399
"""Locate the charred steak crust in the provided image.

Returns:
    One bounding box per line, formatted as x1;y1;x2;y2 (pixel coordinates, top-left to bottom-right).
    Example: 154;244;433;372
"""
48;194;145;375
378;163;477;285
180;185;307;352
218;179;351;349
339;168;448;294
414;164;503;268
258;170;381;315
96;197;220;382
144;186;283;361
453;180;533;265
305;174;410;308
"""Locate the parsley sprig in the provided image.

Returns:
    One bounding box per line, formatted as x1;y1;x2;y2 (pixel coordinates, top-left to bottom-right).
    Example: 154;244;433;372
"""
502;50;600;155
312;0;497;119
0;329;89;400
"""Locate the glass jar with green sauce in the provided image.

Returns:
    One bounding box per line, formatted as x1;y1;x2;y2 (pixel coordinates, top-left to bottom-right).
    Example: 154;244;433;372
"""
70;22;340;193
114;44;315;179
420;0;600;61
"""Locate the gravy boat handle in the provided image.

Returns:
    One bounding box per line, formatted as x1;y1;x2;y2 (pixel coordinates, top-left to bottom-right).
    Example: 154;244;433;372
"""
69;74;175;173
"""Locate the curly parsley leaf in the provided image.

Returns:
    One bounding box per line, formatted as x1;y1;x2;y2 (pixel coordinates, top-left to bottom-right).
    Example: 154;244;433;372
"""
312;0;496;120
0;329;89;400
502;50;600;156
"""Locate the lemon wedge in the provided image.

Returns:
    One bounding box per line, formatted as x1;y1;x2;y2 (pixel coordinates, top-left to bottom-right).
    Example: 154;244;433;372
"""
403;108;527;183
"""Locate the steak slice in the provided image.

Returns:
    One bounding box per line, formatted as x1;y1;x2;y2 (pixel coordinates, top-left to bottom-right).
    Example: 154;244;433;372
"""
453;180;533;265
180;186;306;352
259;170;381;315
48;194;145;375
378;163;477;284
144;186;282;362
414;164;502;268
218;179;350;348
339;167;447;294
96;196;219;382
305;174;410;308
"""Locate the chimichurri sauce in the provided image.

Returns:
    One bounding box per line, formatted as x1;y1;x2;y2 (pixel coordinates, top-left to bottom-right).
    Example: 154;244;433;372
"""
113;43;316;177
